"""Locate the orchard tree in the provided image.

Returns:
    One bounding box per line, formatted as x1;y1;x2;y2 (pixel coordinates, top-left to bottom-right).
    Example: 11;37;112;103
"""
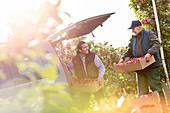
56;39;137;98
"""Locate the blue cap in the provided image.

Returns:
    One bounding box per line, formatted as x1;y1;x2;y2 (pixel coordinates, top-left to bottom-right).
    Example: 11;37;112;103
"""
128;20;142;29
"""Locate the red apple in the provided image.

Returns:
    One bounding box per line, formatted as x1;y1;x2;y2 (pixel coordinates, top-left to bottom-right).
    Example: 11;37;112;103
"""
151;14;155;17
147;19;151;23
133;58;138;61
131;60;136;63
104;42;108;46
145;17;148;20
117;63;123;66
126;61;132;64
120;49;124;52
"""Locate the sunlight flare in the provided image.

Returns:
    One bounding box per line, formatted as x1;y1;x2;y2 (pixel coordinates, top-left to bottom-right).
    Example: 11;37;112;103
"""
93;106;100;111
0;0;40;15
117;96;125;108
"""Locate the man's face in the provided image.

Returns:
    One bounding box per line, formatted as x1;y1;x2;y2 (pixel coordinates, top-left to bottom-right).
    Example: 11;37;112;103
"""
79;43;89;55
132;26;140;35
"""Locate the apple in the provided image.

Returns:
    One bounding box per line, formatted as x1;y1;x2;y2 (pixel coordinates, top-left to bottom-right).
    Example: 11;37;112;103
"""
123;63;126;65
126;61;132;64
147;19;151;23
145;17;148;20
120;49;124;52
142;19;145;24
117;63;123;66
131;60;136;63
104;42;108;46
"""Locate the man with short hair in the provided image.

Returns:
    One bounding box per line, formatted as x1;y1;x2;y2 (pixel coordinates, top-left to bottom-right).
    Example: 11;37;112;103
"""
119;20;168;113
68;41;105;111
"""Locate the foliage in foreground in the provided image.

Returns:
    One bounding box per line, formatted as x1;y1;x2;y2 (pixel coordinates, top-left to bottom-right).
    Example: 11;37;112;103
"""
0;47;81;113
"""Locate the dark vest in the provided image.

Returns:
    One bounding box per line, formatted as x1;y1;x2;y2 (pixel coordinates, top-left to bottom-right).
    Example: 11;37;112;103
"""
131;29;161;67
72;52;99;78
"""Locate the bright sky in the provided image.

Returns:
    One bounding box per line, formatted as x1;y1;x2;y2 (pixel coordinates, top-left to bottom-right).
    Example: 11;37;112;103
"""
0;0;41;43
59;0;137;47
0;0;136;48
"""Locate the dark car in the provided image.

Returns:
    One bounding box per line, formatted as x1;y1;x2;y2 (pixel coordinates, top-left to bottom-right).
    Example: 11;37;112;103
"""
0;40;71;98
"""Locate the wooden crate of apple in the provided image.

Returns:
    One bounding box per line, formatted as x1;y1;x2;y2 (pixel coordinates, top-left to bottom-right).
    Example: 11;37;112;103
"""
71;78;104;92
122;91;162;113
114;56;155;73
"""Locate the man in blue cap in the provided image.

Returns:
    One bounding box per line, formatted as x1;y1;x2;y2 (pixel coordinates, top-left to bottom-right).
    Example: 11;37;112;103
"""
119;20;169;113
